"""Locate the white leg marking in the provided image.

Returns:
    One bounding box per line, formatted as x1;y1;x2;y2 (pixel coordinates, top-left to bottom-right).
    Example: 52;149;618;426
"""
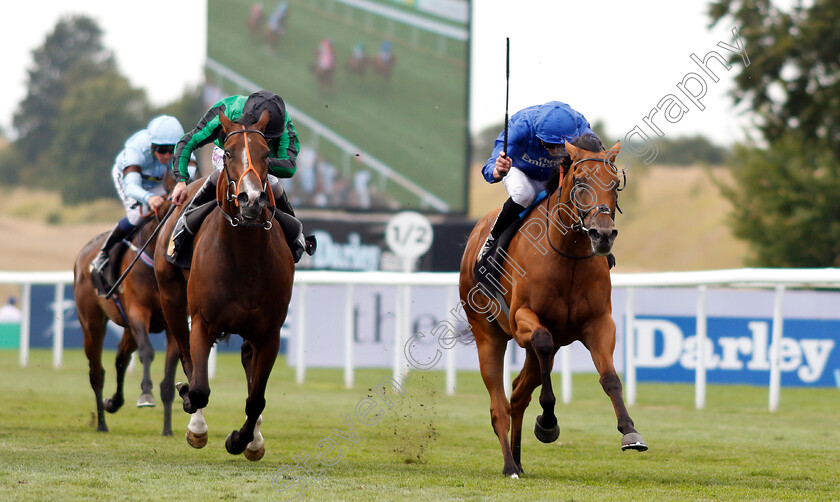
247;414;264;451
188;408;208;435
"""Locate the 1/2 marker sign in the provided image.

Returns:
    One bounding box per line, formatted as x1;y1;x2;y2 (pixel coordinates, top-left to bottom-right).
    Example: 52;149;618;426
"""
385;211;433;259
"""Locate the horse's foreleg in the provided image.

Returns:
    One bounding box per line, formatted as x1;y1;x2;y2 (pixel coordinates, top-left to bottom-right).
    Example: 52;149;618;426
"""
128;317;156;407
184;318;213;412
182;319;213;449
513;308;559;444
225;333;279;460
240;340;254;394
105;329;137;413
160;332;180;436
584;316;648;452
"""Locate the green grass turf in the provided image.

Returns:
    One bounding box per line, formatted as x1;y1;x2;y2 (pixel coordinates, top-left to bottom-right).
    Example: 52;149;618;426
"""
208;0;470;211
1;348;838;500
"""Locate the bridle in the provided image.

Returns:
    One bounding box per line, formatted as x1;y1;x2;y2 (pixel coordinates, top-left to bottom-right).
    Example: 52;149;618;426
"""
218;128;275;229
545;156;626;259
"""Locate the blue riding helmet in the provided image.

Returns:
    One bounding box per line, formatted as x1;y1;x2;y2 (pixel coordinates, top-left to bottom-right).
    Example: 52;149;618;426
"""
148;115;185;145
534;102;578;145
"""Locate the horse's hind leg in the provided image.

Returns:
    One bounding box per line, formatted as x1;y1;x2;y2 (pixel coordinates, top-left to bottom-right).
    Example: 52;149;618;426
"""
128;317;156;407
159;331;180;436
474;328;520;477
81;312;108;432
509;347;545;473
584;316;647;451
513;308;560;444
105;329;137;413
225;333;279;461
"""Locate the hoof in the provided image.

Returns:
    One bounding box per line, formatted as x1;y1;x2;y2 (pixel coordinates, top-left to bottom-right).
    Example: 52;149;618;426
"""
244;445;265;462
137;393;156;407
225;431;246;455
534;416;560;444
186;429;208;449
103;397;123;414
502;467;522;478
621;432;648;451
161;429;173;437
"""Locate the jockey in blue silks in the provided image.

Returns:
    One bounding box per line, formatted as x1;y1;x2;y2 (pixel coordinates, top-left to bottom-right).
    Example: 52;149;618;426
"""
477;101;595;262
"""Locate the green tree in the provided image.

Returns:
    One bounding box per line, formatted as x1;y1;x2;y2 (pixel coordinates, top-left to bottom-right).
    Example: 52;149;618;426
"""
154;85;205;129
655;135;728;166
48;69;146;204
714;134;840;266
711;0;840;153
12;15;115;171
709;0;840;266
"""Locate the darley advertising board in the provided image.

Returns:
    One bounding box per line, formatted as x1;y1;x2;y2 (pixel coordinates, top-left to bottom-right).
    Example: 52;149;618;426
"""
617;288;840;388
633;316;836;387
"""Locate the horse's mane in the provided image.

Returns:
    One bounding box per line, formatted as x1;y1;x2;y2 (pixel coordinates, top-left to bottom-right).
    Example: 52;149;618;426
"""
545;133;604;195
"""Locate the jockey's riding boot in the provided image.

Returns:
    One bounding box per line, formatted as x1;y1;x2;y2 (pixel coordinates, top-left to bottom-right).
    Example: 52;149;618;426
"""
90;221;131;295
271;182;317;262
476;197;525;264
166;171;220;268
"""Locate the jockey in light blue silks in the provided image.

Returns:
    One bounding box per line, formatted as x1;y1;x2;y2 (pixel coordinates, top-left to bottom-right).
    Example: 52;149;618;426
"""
89;115;196;294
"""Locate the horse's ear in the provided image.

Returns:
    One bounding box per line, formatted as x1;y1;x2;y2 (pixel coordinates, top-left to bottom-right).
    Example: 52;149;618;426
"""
219;111;233;133
606;141;621;162
255;110;270;133
565;141;580;159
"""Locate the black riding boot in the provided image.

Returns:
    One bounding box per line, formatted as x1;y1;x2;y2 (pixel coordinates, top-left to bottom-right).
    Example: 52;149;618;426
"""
166;171;220;269
90;222;131;295
476;197;525;263
270;181;316;263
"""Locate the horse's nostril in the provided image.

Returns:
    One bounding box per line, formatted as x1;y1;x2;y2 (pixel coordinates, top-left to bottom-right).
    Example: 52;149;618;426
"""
237;192;249;206
610;229;618;240
588;229;599;241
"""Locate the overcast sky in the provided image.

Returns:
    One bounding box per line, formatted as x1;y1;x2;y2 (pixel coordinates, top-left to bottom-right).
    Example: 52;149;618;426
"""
3;0;756;146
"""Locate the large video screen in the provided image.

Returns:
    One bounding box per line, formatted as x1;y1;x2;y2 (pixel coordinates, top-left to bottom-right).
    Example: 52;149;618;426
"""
206;0;470;214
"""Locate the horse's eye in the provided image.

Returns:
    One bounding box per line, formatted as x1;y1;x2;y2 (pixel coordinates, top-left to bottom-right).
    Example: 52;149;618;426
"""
224;150;232;159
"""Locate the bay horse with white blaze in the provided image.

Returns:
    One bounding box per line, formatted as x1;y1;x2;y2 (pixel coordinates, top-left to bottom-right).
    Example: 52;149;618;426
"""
154;110;294;461
73;195;180;435
459;138;647;478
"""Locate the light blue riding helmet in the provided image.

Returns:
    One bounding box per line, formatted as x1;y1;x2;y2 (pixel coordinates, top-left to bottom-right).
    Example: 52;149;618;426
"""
534;102;578;145
147;115;185;145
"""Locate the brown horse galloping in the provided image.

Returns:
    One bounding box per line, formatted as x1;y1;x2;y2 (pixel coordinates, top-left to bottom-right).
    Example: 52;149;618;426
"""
73;200;180;435
459;140;647;478
155;110;294;461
